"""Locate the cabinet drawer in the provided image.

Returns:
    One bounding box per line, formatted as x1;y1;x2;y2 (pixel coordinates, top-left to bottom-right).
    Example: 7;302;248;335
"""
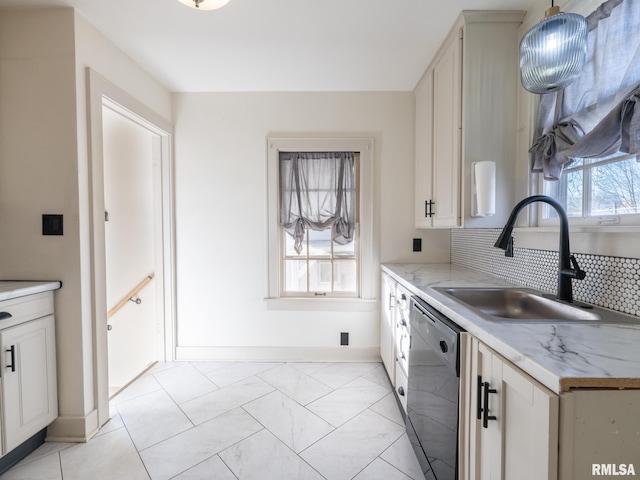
0;293;54;329
396;284;411;319
395;328;409;375
395;359;408;414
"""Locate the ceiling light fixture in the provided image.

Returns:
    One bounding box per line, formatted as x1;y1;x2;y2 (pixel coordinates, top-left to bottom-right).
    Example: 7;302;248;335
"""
178;0;230;10
519;2;588;94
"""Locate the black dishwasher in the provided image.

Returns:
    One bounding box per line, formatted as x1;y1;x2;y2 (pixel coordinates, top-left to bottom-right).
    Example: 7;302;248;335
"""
407;296;463;480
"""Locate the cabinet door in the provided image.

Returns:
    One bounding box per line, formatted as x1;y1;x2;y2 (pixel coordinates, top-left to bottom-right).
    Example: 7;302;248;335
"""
499;359;558;480
432;29;462;228
462;336;558;480
380;273;396;382
415;69;434;228
1;315;58;453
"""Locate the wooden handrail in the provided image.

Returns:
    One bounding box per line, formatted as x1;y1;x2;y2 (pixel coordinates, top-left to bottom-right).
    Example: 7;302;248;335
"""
107;274;154;319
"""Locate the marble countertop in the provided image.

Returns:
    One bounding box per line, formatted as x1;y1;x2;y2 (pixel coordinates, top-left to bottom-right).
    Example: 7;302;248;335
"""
0;281;62;302
382;263;640;394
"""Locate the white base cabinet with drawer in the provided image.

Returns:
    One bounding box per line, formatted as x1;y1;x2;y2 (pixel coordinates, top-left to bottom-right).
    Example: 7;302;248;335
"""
0;290;58;465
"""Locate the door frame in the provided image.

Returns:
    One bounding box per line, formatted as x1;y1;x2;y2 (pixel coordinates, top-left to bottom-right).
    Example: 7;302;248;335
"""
87;68;176;428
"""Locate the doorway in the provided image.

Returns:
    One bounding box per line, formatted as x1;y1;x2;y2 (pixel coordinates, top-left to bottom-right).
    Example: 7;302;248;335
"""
88;69;175;429
102;106;160;395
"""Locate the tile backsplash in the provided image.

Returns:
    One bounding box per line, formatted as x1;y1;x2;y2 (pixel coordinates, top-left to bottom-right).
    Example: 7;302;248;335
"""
451;229;640;317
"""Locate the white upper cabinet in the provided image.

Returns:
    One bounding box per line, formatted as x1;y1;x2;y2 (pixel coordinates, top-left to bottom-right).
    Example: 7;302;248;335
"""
415;11;525;229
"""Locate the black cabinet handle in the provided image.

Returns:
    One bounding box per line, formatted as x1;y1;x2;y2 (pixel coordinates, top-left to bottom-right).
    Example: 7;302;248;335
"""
476;375;483;420
482;381;497;428
0;312;12;321
6;345;16;372
397;386;405;396
439;340;448;353
425;200;435;218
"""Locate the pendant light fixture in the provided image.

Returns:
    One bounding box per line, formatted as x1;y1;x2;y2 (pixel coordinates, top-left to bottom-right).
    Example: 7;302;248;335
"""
519;3;588;94
178;0;230;10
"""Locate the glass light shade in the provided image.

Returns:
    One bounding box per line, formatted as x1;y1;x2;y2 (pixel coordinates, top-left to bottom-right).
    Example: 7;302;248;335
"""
178;0;230;10
519;7;588;94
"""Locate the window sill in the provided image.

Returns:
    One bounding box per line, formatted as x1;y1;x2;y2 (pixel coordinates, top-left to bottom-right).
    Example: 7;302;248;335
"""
264;297;377;312
514;226;640;259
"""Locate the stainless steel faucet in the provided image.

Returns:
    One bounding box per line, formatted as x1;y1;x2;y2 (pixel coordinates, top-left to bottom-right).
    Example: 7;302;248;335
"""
494;195;586;303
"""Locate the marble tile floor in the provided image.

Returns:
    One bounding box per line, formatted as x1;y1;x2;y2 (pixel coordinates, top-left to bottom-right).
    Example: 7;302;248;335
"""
0;361;430;480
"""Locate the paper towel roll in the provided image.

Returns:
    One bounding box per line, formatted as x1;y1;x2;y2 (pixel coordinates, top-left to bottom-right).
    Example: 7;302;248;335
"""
473;161;496;216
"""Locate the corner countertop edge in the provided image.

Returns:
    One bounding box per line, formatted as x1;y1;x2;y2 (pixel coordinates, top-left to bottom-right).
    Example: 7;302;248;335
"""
0;281;63;302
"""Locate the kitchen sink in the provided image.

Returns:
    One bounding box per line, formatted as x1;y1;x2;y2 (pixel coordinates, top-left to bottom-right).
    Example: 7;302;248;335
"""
433;287;601;322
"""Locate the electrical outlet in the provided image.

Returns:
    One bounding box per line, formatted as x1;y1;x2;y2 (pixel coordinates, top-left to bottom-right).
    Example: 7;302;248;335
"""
340;332;349;346
413;238;422;252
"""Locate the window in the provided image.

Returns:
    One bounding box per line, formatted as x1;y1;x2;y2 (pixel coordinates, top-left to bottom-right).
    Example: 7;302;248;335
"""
266;138;374;302
541;153;640;224
280;152;359;297
531;0;640;225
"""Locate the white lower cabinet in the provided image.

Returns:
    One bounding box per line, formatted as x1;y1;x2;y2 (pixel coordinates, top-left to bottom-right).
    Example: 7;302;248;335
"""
460;333;640;480
460;333;558;480
380;272;396;383
1;315;57;453
0;292;58;458
380;271;411;414
380;272;640;479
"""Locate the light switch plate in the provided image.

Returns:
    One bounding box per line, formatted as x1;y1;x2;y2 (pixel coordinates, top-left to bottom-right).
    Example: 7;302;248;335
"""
42;214;63;235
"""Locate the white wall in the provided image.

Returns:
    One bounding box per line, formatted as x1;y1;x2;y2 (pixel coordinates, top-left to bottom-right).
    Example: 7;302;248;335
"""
0;6;173;441
0;7;88;437
172;92;450;360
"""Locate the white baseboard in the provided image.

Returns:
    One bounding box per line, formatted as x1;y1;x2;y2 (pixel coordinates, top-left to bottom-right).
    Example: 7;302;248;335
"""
175;346;381;363
45;409;99;443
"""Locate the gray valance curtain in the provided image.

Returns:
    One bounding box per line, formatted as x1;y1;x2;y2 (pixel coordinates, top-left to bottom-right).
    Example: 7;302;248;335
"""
530;0;640;180
279;152;355;254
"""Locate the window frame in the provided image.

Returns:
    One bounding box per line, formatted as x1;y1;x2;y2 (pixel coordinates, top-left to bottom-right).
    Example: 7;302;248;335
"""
537;152;640;227
266;137;374;303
